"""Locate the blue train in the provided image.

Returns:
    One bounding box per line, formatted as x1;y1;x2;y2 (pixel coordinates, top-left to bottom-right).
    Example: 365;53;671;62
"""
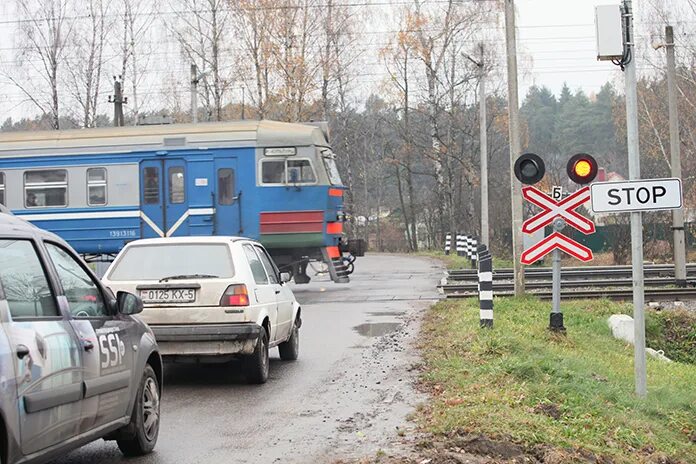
0;120;360;283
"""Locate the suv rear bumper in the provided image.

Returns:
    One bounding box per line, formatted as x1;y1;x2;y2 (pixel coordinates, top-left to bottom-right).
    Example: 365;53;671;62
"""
150;323;261;359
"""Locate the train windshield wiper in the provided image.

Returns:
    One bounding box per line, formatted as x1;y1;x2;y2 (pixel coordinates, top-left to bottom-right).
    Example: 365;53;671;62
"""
159;274;219;282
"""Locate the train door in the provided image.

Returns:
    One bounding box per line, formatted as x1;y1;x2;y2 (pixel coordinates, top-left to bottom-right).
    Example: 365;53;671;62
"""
139;159;189;238
213;158;241;235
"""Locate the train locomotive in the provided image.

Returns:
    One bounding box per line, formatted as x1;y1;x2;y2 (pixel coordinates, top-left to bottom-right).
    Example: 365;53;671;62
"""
0;120;360;283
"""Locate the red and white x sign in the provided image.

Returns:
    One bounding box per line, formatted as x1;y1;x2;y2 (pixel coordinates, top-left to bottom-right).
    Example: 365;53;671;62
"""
521;232;593;265
522;186;595;235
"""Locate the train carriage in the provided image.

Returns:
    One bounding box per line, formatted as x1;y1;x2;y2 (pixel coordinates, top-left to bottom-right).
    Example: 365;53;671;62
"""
0;120;358;283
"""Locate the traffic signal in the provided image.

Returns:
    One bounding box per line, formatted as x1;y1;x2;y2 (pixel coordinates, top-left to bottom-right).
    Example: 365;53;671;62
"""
567;153;598;184
514;153;545;185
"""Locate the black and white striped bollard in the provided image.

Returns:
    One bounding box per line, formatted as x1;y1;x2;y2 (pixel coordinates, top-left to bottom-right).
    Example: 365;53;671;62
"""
444;233;452;255
477;244;493;328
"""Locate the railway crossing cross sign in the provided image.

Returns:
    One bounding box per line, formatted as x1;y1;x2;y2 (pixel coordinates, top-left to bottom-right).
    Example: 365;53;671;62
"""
520;186;595;265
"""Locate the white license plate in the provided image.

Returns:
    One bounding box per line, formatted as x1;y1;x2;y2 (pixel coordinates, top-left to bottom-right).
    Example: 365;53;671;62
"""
140;288;196;303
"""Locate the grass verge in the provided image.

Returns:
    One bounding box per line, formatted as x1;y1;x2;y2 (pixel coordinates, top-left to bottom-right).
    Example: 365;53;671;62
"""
418;251;514;270
418;297;696;463
646;309;696;365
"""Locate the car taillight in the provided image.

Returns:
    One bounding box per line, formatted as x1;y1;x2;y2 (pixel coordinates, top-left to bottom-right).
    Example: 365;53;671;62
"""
220;284;249;307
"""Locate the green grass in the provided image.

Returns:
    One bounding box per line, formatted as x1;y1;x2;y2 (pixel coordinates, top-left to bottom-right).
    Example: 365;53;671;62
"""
418;251;513;270
646;309;696;365
419;297;696;463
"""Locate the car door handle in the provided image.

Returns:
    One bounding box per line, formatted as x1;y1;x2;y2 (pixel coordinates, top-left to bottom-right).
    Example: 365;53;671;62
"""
81;339;95;352
275;289;281;294
16;344;29;359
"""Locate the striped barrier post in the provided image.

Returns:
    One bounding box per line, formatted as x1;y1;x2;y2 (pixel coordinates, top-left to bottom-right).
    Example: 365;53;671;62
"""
456;234;466;257
444;233;452;255
478;244;493;328
468;236;479;268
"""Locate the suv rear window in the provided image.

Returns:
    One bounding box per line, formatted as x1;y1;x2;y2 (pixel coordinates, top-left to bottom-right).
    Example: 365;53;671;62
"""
108;243;234;281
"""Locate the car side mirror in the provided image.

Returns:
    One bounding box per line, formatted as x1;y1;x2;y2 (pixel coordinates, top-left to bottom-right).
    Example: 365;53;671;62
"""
280;272;292;284
117;291;143;315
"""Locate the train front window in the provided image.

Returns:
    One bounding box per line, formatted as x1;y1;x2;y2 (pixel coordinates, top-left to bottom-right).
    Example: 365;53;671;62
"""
287;160;316;183
261;160;285;183
87;167;107;206
322;150;343;186
0;172;4;206
261;158;316;185
24;169;68;208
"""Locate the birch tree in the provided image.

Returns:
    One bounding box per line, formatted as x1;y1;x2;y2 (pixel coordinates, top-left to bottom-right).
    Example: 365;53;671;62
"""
170;0;234;121
65;0;110;128
11;0;74;129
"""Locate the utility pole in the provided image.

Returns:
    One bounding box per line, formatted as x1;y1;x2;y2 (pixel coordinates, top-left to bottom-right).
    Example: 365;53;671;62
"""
108;76;126;127
241;88;246;120
623;0;647;398
504;0;525;295
665;25;687;287
479;43;489;247
191;63;199;124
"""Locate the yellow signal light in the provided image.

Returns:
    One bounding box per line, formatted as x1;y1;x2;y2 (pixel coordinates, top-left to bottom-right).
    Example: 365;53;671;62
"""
574;160;592;178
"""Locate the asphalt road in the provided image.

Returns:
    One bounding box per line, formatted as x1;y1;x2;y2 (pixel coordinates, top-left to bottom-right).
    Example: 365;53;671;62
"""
51;254;443;464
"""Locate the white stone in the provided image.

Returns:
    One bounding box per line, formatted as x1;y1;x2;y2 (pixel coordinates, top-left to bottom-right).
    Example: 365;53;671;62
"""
608;314;634;344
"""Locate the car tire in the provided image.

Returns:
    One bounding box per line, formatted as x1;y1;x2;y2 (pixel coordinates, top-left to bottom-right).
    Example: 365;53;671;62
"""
116;364;160;457
245;327;269;384
278;320;299;361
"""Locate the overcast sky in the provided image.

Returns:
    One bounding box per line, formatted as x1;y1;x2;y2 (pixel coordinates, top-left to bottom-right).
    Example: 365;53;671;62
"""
516;0;622;97
0;0;677;121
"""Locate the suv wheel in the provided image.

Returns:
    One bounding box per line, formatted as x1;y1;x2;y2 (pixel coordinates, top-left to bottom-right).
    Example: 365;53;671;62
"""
245;328;269;384
117;364;160;456
278;320;299;361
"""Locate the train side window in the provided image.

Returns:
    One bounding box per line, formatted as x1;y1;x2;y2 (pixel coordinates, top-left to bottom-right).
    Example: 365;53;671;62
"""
169;167;185;204
218;168;235;205
24;169;68;208
87;167;107;206
0;172;4;206
287;159;316;183
261;160;285;184
143;167;160;204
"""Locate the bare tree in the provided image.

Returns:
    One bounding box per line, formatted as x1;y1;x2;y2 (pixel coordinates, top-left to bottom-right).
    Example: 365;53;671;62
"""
170;0;234;121
230;0;273;119
10;0;74;129
118;0;159;124
65;0;110;128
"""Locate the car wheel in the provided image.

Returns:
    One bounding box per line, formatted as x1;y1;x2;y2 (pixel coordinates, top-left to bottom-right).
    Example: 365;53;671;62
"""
278;320;299;361
245;327;269;384
117;364;160;457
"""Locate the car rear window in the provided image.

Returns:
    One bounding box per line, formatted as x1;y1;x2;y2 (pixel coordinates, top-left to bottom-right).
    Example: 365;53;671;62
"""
107;243;234;281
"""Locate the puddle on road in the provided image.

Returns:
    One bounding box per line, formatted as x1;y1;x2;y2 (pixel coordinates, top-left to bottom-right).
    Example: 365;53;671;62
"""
353;322;402;337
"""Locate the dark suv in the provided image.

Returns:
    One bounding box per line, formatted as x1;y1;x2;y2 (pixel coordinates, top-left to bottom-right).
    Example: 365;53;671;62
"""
0;214;162;464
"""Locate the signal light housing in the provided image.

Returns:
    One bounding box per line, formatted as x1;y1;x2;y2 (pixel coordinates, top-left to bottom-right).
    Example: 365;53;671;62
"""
567;153;598;185
220;284;250;307
514;153;546;185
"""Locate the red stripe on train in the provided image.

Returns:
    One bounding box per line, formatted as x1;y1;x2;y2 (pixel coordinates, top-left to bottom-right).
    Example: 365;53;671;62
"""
259;211;324;234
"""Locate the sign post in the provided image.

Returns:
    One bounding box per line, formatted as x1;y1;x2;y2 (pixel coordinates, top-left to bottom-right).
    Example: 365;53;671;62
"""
520;185;596;330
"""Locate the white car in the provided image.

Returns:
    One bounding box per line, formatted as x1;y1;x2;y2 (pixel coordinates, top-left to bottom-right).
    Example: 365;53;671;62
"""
102;237;301;384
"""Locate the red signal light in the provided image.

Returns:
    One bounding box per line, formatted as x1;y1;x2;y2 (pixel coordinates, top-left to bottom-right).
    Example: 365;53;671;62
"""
567;154;598;185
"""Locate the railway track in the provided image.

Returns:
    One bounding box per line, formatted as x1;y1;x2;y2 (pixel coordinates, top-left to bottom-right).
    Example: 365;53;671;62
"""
443;286;696;301
446;264;696;281
440;264;696;301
